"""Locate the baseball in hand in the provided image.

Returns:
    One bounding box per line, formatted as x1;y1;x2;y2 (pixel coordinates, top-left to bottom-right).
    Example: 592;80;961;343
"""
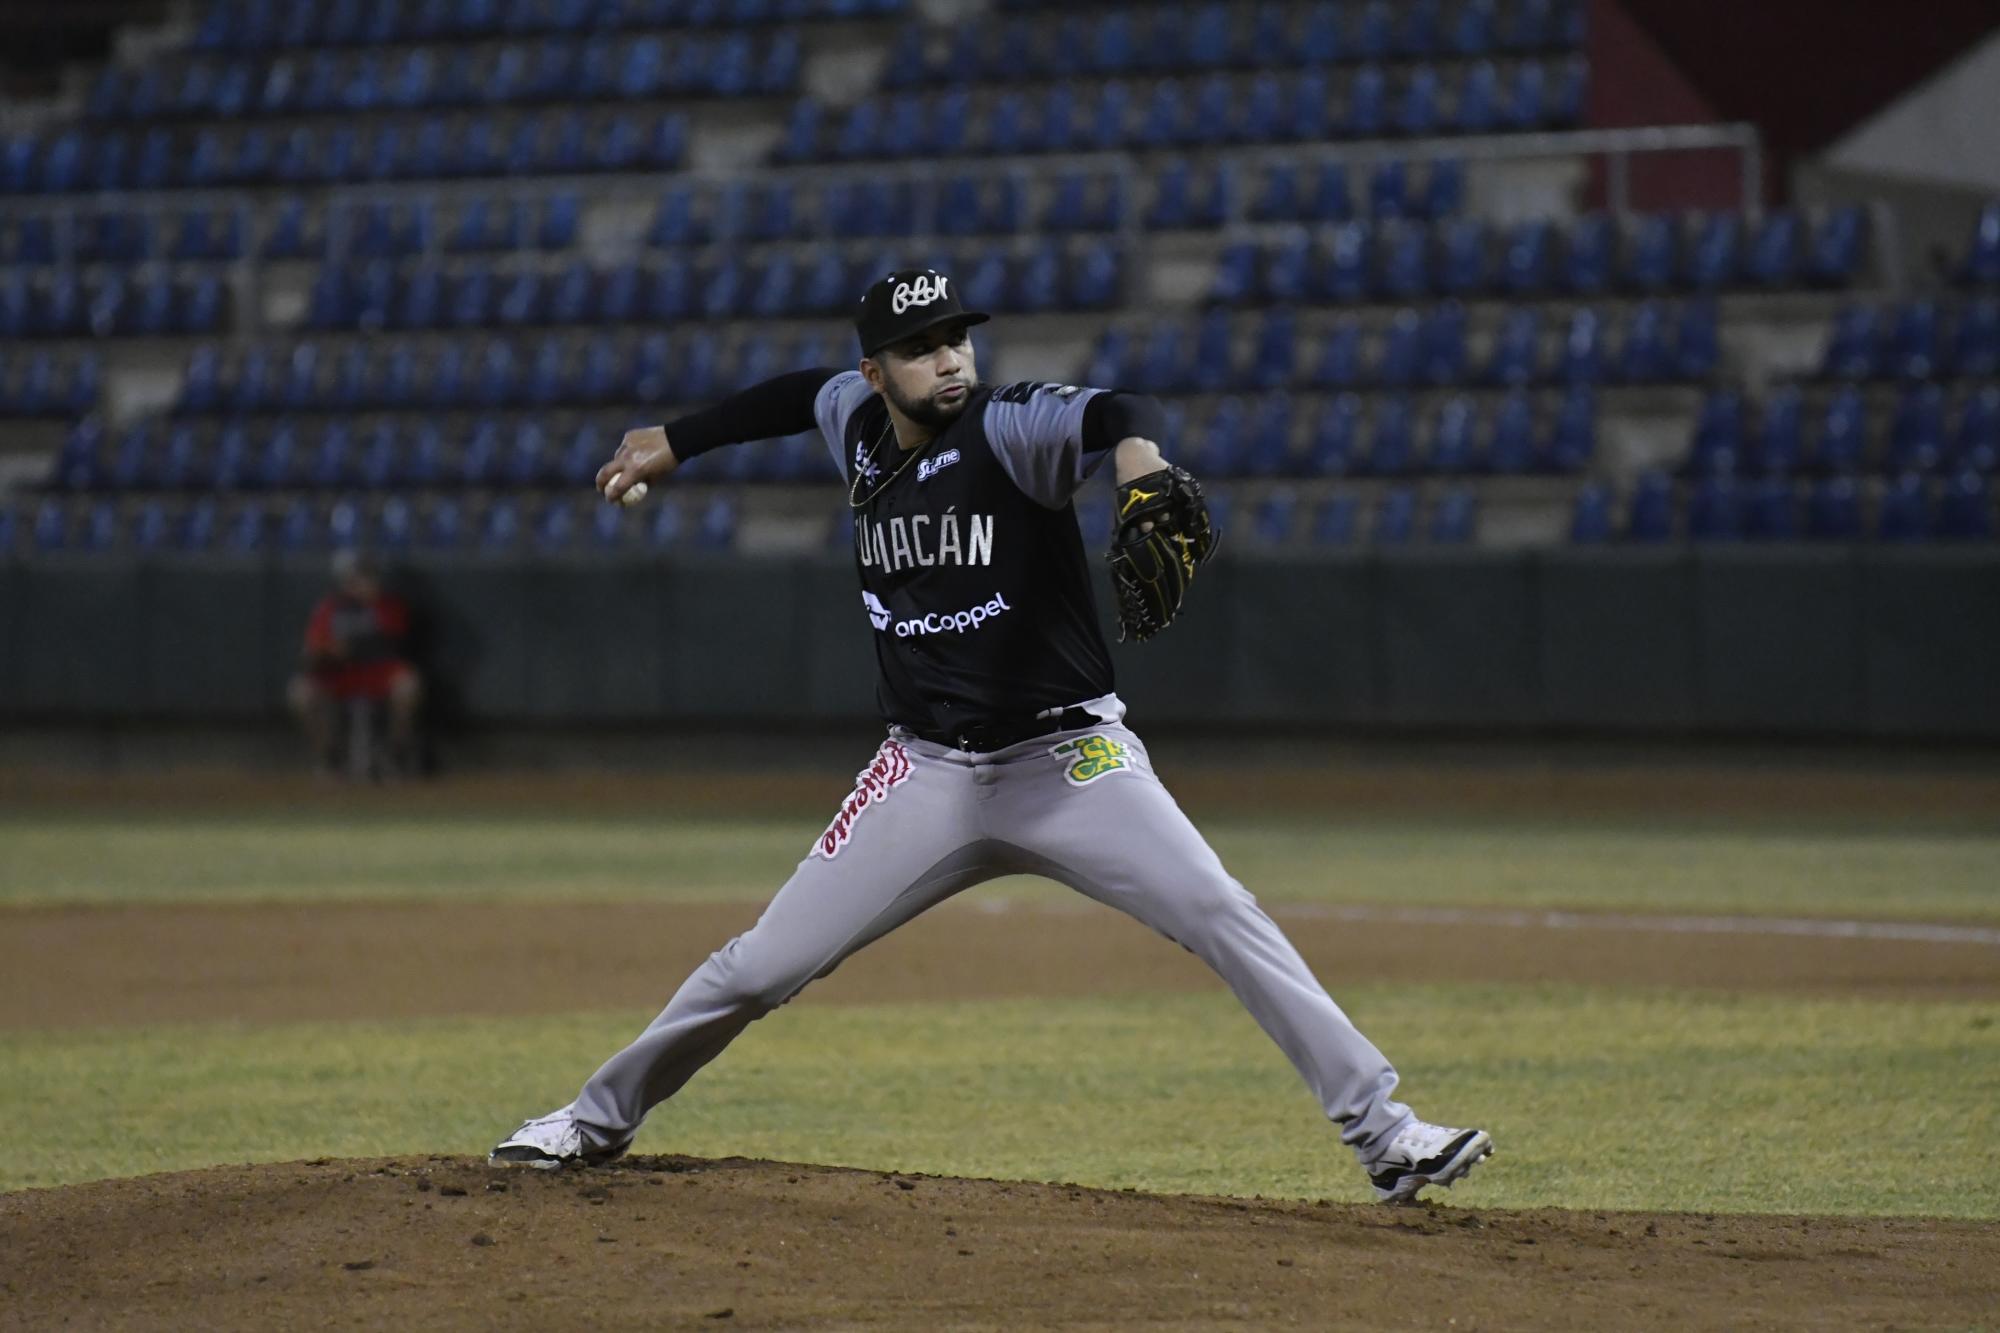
619;481;649;507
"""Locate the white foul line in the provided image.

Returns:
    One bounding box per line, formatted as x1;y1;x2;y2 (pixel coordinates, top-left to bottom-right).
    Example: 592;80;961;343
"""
971;897;2000;947
1277;904;2000;947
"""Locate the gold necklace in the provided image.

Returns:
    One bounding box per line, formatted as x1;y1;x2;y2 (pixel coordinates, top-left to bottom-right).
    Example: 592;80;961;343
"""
847;414;931;510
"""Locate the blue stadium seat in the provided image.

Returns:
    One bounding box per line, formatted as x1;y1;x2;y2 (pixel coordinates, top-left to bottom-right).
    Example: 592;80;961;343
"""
1687;474;1742;540
1875;473;1931;542
1240;395;1295;476
1368;159;1410;219
478;497;521;550
1486;389;1536;473
219;501;266;552
1752;386;1804;476
1484;307;1541;386
1937;469;1995;539
158;425;200;490
1299;4;1343;61
1309;322;1364;390
1373;487;1416;543
1428;395;1477;473
1143;159;1193;229
1547;388;1596;472
1209;242;1260;305
1885;301;1942;380
1569;481;1612;543
1365;397;1416;475
1072;243;1120;308
1310;160;1351;221
1428;486;1477;543
1456;60;1501;134
1375;309;1422;388
1808;205;1864;286
1498;219;1553;295
1503;61;1549;130
696;496;738;550
1626;470;1674;541
1819;303;1879;379
1320;221;1371;302
1418;303;1466;386
1397;67;1442;136
1437;217;1489;295
1688;390;1744;476
1803;475;1860;540
1311;493;1360;545
1250;489;1296;545
1557;307;1604;385
1814;387;1869;474
1240;74;1284;145
1623;214;1677;294
275;497;322;552
179;498;220;552
1422;158;1463;219
31;498;69;551
1743;210;1801;287
1742;476;1798;541
1956;387;2000;474
1960;202;2000;288
1262;232;1314;303
1682;212;1742;290
772;98;822;163
1189;76;1235;147
1887;384;1947;474
1378;224;1430;300
1304;394;1361;475
1674;300;1720;380
1451;0;1499;53
310;424;358;490
210;424;251;491
1950;299;2000;378
1564;213;1615;295
1347;67;1387;138
1615;301;1672;383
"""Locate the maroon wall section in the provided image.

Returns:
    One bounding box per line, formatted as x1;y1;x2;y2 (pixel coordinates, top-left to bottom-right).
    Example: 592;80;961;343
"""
1584;0;1741;212
1593;0;1999;207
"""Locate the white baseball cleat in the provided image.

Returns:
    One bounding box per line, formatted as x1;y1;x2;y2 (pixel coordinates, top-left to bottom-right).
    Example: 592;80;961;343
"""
488;1105;632;1170
1368;1120;1494;1204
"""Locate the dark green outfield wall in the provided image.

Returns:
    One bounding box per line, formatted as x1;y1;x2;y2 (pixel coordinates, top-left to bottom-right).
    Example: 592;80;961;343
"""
3;549;1996;739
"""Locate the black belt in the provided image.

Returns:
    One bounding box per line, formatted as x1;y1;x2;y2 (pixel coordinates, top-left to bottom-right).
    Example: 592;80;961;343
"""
911;707;1102;754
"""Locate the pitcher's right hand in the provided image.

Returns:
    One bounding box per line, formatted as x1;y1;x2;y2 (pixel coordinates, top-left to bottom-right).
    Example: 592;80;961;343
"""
597;426;680;504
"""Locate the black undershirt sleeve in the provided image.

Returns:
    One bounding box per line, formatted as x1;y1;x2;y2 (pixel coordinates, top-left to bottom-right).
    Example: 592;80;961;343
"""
662;368;843;461
1081;390;1169;456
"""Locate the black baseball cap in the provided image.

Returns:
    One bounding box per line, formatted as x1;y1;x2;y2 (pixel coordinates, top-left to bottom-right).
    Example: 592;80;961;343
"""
854;268;989;358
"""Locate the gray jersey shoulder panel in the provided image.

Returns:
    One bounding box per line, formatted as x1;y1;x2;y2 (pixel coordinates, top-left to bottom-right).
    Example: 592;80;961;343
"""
814;371;875;480
981;382;1111;510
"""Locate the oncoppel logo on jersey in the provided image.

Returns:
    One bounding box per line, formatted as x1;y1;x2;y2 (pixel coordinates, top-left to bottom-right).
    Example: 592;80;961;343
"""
861;590;1014;637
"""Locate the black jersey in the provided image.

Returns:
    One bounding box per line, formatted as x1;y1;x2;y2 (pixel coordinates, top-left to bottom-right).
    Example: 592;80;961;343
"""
813;373;1117;738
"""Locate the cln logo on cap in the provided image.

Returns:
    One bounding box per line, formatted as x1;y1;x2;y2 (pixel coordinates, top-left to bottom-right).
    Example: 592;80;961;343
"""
891;273;950;314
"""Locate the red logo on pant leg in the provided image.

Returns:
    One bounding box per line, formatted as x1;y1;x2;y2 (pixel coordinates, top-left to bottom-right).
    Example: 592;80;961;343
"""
813;740;913;859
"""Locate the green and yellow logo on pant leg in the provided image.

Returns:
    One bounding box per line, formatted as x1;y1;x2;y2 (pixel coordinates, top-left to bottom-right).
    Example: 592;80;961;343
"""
1051;734;1132;785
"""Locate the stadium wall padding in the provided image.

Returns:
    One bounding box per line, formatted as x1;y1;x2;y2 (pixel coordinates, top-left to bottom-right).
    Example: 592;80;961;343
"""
3;549;1997;740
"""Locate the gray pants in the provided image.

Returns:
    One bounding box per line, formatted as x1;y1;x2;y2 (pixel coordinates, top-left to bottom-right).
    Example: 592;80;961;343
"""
571;713;1414;1166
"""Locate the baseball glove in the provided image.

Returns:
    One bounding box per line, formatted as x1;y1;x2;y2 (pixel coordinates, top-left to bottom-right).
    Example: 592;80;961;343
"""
1107;465;1218;642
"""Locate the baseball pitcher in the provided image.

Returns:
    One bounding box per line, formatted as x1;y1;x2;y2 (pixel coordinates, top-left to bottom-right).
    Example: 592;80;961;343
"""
491;269;1493;1204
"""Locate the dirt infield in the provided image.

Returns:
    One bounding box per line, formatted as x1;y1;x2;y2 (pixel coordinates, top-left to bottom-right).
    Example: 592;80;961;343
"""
5;1154;1996;1331
6;897;1999;1032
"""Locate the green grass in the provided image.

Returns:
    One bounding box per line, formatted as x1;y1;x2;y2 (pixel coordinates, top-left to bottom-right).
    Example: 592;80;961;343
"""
6;986;1997;1217
3;811;1997;921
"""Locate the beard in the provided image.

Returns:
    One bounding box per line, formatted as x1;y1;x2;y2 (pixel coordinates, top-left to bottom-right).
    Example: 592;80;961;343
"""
885;374;976;431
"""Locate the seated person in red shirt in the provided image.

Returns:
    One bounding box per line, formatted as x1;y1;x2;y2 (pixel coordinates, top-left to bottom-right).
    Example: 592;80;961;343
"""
286;549;423;775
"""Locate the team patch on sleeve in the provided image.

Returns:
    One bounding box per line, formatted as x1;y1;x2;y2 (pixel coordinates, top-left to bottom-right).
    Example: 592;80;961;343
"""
1050;733;1133;785
813;740;913;858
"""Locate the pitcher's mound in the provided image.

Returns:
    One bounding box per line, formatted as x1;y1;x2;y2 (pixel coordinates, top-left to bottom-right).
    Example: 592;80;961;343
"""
4;1155;1995;1329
